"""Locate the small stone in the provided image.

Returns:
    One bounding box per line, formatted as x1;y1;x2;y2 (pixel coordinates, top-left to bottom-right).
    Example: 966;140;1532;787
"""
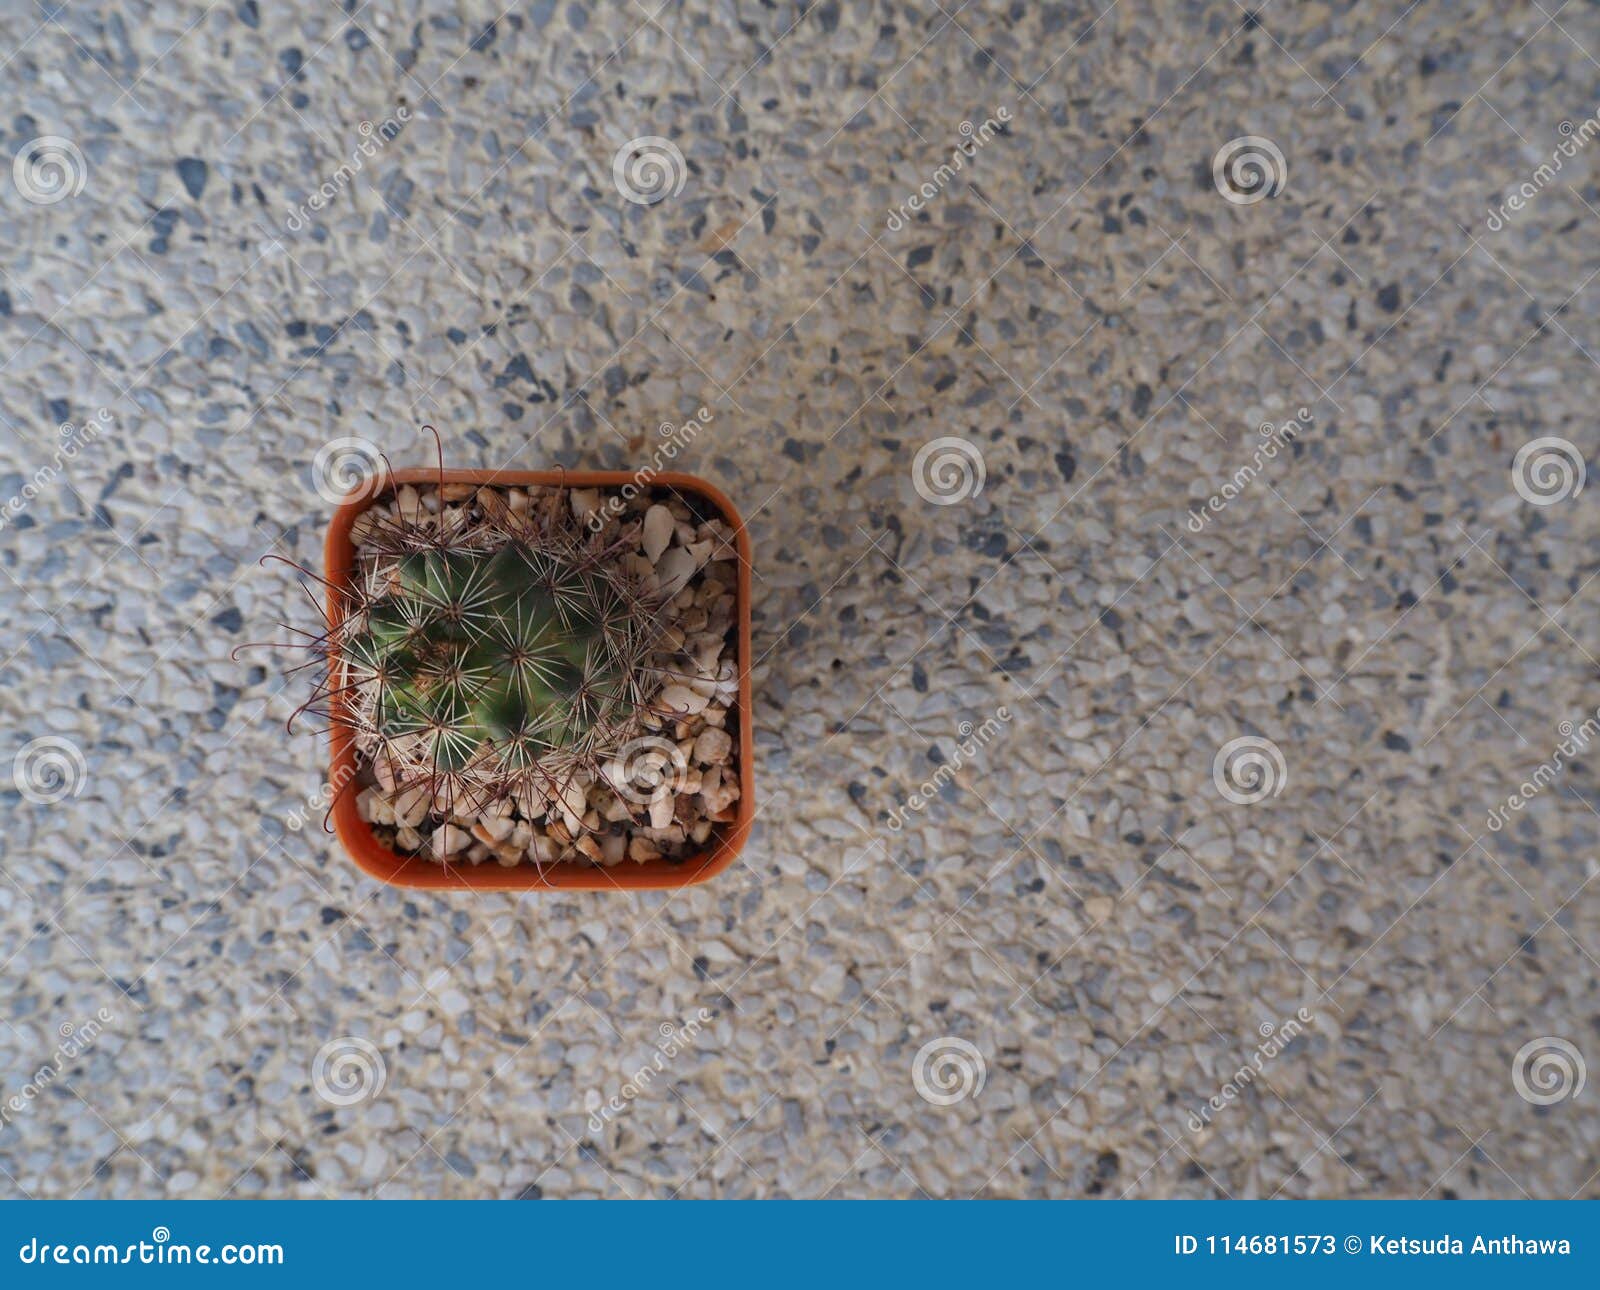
656;546;698;598
699;770;740;816
176;157;208;199
359;788;396;826
692;727;732;764
432;824;472;859
471;817;513;847
659;683;709;715
393;784;431;828
642;504;674;562
552;779;587;832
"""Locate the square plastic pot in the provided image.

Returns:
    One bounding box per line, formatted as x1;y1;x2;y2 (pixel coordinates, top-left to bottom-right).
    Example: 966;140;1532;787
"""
324;467;754;891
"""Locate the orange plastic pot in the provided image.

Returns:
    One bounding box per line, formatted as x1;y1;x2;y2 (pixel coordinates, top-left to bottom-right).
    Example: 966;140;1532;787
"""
324;467;754;891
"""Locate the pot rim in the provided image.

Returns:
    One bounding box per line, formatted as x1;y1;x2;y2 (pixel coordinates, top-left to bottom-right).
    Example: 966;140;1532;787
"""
323;466;755;891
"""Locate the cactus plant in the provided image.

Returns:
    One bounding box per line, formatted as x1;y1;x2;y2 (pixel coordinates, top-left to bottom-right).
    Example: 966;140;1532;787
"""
353;540;653;792
293;479;663;824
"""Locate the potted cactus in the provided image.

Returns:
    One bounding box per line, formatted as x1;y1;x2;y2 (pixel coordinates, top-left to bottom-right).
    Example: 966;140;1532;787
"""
288;463;752;891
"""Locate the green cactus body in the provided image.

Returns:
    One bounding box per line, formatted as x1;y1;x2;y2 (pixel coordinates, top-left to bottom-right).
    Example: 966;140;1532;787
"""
344;544;641;786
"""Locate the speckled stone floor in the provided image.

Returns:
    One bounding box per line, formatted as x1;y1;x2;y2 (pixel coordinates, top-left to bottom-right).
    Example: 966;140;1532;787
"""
1;0;1597;1199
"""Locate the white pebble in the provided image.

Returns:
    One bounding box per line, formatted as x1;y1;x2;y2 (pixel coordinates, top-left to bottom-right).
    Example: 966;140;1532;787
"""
642;504;674;563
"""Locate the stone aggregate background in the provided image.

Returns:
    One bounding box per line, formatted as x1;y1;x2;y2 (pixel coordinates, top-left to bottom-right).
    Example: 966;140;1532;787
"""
0;0;1597;1197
